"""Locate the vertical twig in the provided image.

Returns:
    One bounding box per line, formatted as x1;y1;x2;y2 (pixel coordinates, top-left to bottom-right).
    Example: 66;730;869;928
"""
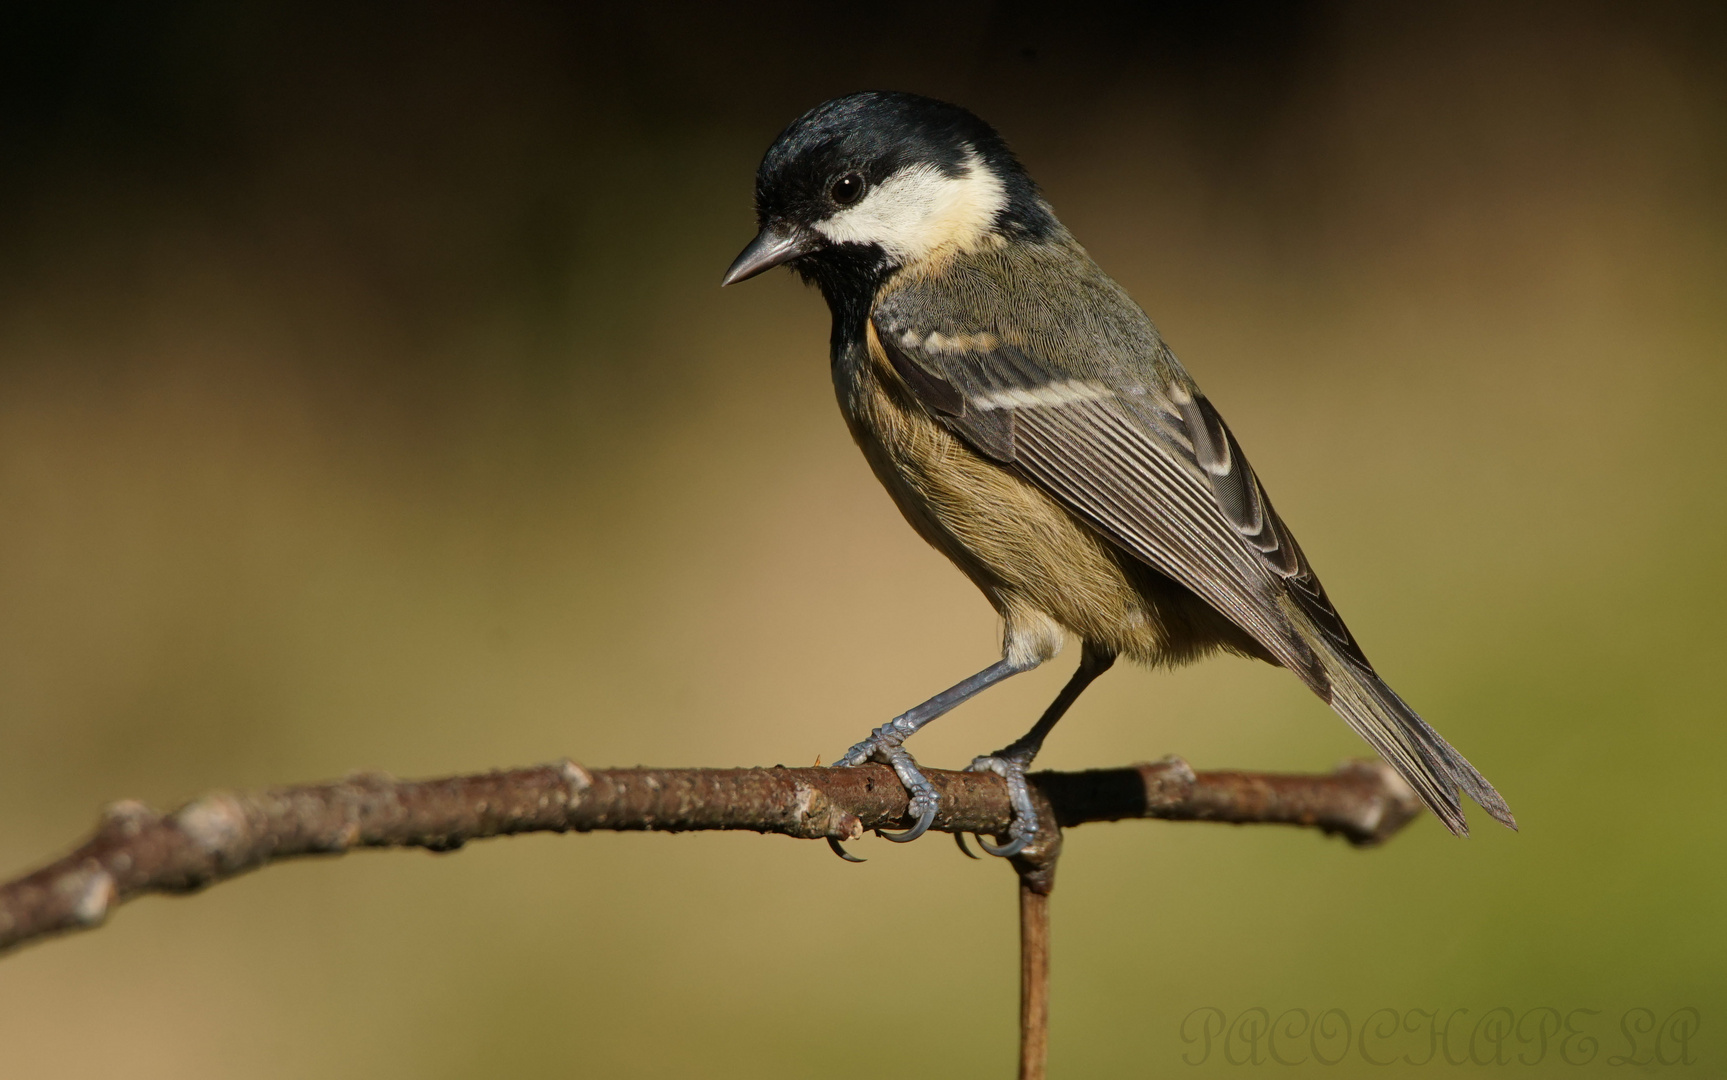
1017;878;1052;1080
1007;780;1062;1080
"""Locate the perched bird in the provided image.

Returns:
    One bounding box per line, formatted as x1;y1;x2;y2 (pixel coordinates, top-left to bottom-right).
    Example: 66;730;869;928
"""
723;91;1514;858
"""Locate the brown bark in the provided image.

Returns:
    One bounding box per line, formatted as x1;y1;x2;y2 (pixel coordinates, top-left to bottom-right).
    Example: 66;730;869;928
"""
1017;883;1052;1080
0;756;1420;956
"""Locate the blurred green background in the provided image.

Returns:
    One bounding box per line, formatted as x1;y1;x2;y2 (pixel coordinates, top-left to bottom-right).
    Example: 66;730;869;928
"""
1;2;1722;1076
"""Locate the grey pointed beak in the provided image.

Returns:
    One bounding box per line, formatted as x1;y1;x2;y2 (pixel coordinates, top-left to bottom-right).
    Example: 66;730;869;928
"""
721;225;817;286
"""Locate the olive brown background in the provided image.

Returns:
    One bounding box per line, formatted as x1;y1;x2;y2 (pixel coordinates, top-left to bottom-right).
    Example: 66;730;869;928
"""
1;2;1722;1076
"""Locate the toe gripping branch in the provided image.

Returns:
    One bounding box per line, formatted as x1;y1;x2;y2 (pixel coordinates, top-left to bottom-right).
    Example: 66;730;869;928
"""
963;752;1042;858
828;721;944;855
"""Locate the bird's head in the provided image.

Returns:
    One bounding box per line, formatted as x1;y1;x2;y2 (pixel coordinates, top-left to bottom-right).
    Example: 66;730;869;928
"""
721;92;1056;294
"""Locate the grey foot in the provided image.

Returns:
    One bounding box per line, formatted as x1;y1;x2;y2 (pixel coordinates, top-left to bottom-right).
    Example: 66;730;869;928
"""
965;752;1040;858
834;725;940;843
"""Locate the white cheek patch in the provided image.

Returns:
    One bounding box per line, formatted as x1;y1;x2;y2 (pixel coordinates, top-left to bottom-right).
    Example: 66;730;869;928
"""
811;149;1007;266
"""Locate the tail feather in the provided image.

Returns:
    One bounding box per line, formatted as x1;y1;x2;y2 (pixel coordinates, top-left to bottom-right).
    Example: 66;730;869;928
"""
1420;716;1518;830
1320;652;1515;836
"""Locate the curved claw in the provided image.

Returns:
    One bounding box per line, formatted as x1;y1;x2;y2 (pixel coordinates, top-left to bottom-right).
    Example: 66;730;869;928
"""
826;837;866;863
975;830;1032;858
953;832;981;859
876;798;938;843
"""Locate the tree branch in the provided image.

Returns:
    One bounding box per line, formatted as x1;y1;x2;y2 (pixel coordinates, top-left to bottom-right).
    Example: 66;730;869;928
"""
0;756;1420;956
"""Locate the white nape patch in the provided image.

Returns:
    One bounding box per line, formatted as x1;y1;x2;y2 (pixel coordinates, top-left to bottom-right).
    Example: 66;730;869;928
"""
973;379;1112;411
811;148;1006;267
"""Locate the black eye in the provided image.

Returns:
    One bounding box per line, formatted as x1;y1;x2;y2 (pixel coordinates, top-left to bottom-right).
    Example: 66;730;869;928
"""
829;173;866;206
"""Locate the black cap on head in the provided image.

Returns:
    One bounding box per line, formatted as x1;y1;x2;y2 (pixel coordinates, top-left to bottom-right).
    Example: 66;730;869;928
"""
754;91;1055;241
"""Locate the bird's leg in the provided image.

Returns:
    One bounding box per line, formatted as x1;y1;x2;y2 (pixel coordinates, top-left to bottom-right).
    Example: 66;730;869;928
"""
967;644;1116;858
834;657;1031;844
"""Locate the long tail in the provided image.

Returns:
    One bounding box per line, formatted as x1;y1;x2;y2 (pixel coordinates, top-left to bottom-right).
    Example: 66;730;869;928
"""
1318;649;1516;836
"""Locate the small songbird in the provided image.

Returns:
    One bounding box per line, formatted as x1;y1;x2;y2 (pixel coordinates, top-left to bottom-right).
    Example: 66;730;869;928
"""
723;92;1514;858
